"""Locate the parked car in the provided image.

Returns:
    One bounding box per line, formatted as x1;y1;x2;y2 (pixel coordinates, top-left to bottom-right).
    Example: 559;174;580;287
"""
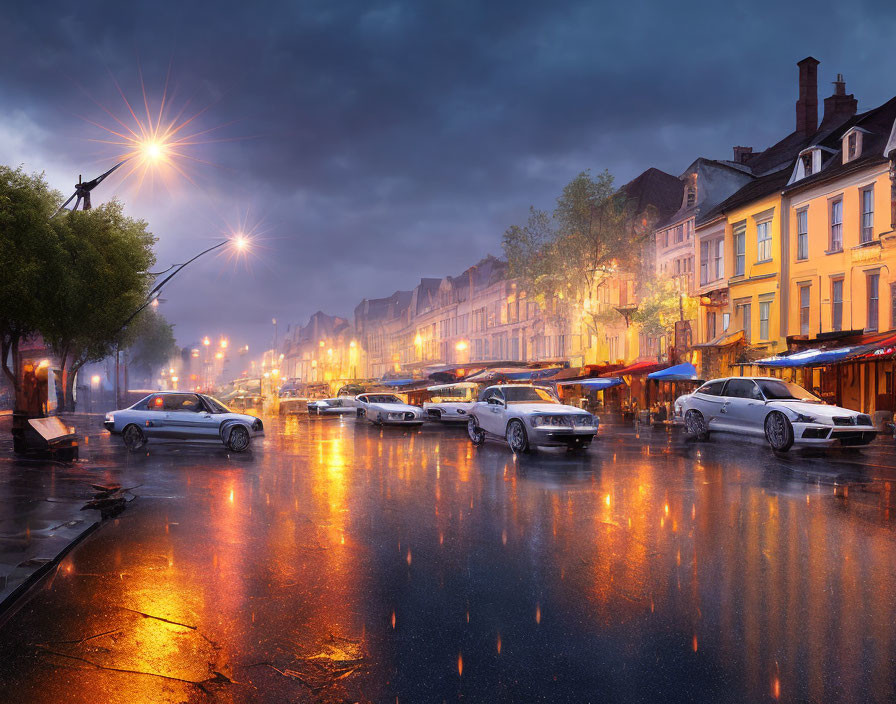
307;397;356;415
674;376;876;451
104;391;264;452
354;393;424;426
467;384;599;453
423;382;478;421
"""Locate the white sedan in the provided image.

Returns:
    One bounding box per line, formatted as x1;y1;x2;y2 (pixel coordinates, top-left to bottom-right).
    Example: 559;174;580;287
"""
423;382;478;422
104;391;263;452
355;393;424;426
307;397;356;415
675;376;876;451
467;384;598;452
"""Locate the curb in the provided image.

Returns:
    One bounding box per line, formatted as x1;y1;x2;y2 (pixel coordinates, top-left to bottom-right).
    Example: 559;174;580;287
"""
0;520;101;631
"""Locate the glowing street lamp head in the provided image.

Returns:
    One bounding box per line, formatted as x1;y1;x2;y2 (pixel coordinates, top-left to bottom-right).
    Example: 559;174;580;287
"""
139;139;167;163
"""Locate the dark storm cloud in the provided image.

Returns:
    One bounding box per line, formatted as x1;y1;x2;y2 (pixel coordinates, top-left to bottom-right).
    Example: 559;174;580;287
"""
2;0;896;353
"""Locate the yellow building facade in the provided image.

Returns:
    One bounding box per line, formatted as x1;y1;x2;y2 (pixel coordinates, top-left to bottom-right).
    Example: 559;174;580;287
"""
785;158;894;337
723;186;789;359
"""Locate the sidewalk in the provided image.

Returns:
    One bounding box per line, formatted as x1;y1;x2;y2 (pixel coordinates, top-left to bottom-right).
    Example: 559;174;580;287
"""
0;414;118;616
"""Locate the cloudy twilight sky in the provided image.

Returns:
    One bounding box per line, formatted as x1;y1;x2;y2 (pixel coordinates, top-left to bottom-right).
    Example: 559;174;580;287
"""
1;0;895;355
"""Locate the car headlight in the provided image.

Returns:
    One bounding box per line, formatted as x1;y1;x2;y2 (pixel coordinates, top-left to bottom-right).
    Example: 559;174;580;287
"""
793;413;817;423
572;414;596;427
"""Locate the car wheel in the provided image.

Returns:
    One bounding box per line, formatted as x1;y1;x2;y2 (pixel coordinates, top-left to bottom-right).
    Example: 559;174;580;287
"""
764;412;794;452
428;409;442;421
684;410;709;441
226;424;251;452
506;419;530;453
357;408;365;418
122;424;146;452
467;417;485;446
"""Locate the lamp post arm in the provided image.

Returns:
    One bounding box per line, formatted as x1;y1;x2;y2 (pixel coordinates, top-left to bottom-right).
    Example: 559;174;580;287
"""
117;239;229;335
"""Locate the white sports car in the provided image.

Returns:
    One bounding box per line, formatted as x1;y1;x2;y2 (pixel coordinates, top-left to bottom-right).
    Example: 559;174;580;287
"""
423;382;478;421
307;397;356;415
104;391;263;452
675;376;876;451
355;393;424;426
467;384;598;452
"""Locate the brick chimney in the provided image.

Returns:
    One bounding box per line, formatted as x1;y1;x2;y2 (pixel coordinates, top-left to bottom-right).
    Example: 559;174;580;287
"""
732;146;753;164
820;73;858;130
796;57;819;136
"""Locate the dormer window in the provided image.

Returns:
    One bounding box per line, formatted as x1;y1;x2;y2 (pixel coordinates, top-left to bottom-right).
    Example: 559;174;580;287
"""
686;187;696;207
801;152;814;177
842;127;868;164
788;146;837;185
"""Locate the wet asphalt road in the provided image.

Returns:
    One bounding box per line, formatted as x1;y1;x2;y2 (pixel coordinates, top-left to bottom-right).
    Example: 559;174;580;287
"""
1;415;896;703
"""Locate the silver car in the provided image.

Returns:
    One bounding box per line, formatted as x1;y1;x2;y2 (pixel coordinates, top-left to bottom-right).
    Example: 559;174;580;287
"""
467;384;598;453
307;397;356;415
675;376;876;452
354;393;424;426
104;391;264;452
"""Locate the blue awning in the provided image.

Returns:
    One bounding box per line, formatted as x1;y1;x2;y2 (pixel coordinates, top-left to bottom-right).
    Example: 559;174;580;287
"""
755;346;856;368
647;362;699;381
381;378;417;386
558;377;624;390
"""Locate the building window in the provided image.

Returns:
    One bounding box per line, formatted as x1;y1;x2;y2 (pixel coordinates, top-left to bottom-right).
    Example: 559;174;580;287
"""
830;198;843;252
740;302;752;343
686;188;696;207
699;240;709;285
759;301;771;340
734;224;746;276
832;279;843;332
848;132;857;160
674;225;683;243
799;285;810;335
891;284;896;331
796;209;809;260
801;152;813;177
713;239;723;280
861;187;874;244
756;220;772;262
706;311;717;340
867;272;880;331
722;312;730;331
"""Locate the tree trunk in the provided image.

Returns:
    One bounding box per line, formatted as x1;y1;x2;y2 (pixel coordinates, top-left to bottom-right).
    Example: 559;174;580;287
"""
64;360;83;413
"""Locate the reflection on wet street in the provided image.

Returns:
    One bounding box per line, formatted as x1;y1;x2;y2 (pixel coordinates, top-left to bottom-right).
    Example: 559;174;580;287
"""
2;417;896;702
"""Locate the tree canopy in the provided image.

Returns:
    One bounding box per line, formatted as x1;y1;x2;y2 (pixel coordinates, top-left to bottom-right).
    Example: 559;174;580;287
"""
1;164;160;412
502;169;648;333
42;200;156;407
0;166;61;394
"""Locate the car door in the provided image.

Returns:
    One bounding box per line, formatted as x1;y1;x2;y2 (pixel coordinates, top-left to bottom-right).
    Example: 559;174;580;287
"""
690;380;726;427
143;394;168;437
161;393;215;439
720;379;765;435
479;387;507;435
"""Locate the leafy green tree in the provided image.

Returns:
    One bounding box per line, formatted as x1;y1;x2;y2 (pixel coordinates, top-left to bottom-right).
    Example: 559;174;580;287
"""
503;170;648;335
632;276;698;347
42;201;156;410
123;308;177;379
0;166;61;409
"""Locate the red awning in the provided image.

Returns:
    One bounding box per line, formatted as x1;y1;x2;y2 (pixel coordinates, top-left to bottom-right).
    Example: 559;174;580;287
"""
601;361;668;377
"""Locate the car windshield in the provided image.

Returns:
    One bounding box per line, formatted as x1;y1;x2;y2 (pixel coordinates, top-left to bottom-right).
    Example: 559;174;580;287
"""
501;386;558;403
755;379;821;402
202;395;233;414
364;395;402;404
431;387;473;400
